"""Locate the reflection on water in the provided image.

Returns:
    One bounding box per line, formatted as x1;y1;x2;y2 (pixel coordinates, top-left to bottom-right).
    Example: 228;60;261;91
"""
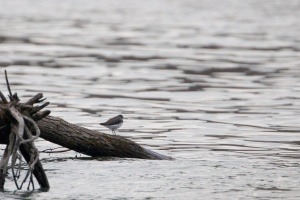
1;0;300;199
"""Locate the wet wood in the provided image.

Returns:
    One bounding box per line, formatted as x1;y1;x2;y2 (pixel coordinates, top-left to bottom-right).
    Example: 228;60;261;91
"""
1;115;171;160
0;71;170;191
0;72;50;190
36;116;171;160
19;143;50;189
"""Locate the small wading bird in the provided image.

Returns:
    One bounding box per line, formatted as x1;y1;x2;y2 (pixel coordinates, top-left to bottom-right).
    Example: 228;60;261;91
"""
100;114;124;135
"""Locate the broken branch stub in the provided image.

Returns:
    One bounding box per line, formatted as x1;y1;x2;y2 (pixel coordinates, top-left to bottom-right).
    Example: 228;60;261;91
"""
0;70;50;190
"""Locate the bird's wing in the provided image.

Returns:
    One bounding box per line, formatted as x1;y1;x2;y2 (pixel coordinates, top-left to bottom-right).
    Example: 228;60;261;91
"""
101;116;122;125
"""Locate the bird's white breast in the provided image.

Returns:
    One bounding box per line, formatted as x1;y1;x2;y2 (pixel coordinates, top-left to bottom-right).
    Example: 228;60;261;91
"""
107;122;123;130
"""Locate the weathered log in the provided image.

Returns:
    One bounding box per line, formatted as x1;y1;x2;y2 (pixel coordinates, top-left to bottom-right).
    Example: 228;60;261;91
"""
0;71;171;192
1;115;171;160
36;116;171;160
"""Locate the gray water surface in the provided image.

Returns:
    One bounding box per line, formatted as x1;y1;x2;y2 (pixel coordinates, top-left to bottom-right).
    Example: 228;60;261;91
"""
1;0;300;199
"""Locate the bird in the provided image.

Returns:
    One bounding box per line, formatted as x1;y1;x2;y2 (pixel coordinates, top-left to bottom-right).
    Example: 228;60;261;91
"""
100;115;124;135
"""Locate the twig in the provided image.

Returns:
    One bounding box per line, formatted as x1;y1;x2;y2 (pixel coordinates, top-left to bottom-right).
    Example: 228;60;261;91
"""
4;70;13;101
41;149;71;154
0;91;8;104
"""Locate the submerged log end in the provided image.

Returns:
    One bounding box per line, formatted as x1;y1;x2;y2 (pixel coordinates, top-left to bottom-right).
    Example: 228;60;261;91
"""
88;134;172;160
142;148;172;160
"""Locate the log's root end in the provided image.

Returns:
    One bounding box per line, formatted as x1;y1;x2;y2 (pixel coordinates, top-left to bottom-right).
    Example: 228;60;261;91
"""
0;70;50;190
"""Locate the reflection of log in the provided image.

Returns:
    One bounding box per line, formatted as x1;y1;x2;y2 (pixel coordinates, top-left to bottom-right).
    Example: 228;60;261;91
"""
36;116;171;160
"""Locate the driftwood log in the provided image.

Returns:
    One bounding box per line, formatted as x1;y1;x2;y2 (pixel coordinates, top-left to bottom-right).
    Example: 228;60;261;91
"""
36;116;171;160
0;71;171;190
2;116;171;160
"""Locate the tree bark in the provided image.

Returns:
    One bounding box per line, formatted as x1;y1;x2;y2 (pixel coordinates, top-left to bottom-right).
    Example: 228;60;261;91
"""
1;115;171;160
36;116;171;160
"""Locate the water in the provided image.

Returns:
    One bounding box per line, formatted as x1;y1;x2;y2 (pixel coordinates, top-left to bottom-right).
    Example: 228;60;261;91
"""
1;0;300;199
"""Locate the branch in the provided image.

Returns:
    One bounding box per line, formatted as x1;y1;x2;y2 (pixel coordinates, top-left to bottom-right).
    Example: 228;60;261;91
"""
26;93;44;105
0;91;8;104
4;70;13;101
